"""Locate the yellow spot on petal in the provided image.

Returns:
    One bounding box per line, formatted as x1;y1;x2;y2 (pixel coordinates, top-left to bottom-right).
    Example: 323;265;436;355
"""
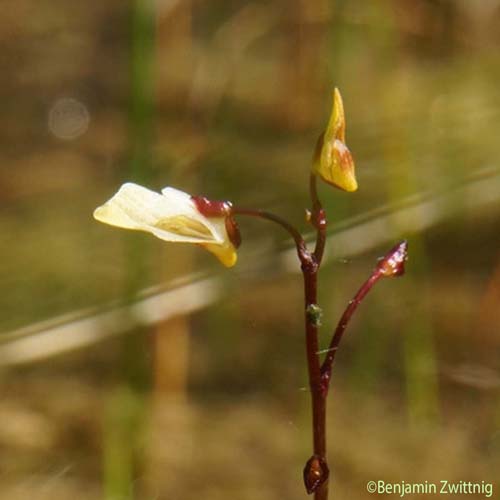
201;242;238;268
155;216;213;240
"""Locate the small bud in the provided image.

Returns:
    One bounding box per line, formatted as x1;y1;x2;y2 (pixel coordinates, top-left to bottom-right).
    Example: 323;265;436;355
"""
306;304;323;327
303;455;329;494
377;240;408;277
312;88;357;192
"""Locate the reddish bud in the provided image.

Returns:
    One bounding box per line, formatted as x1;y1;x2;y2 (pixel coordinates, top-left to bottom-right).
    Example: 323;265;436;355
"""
303;455;329;494
377;240;408;277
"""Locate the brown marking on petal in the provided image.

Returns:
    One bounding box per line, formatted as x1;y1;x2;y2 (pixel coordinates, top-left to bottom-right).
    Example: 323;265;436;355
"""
333;140;354;172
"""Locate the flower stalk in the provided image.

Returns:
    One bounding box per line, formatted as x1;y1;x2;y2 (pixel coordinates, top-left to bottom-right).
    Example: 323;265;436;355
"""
309;173;327;265
320;241;408;394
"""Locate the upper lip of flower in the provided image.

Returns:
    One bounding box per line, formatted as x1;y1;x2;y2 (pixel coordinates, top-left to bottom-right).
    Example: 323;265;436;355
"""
93;183;237;266
312;88;358;193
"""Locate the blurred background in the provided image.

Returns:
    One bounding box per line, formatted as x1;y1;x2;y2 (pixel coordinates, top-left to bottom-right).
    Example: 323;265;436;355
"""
1;0;499;498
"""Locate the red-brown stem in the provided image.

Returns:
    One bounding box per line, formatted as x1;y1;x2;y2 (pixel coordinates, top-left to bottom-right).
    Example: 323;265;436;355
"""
307;174;329;499
320;240;408;391
320;270;383;392
233;205;329;498
233;203;406;499
303;267;329;500
309;173;327;266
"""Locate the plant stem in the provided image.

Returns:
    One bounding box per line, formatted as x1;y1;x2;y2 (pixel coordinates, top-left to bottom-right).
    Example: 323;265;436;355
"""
309;174;327;265
231;211;412;500
233;205;329;497
320;241;408;392
306;174;329;498
232;207;310;264
303;267;329;500
320;270;383;392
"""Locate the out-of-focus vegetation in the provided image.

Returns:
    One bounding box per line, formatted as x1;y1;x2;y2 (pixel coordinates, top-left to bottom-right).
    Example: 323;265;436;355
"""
0;1;499;499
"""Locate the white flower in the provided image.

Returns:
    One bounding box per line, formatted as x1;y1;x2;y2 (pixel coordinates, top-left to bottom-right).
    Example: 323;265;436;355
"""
93;183;237;267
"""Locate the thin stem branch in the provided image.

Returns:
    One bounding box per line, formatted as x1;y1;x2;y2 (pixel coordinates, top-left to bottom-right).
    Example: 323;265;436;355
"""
309;174;327;266
320;241;408;392
320;270;383;391
232;206;311;265
309;172;321;211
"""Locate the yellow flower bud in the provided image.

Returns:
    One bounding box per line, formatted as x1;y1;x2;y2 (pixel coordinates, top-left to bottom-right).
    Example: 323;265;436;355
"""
312;88;358;192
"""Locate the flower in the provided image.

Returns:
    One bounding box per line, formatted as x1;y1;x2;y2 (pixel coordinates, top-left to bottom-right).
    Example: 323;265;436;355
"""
312;88;358;192
93;183;238;267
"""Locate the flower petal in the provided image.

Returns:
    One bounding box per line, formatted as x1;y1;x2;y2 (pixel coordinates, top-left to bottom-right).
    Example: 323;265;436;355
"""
201;241;238;268
195;216;238;267
325;88;345;143
94;183;219;243
93;183;239;267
